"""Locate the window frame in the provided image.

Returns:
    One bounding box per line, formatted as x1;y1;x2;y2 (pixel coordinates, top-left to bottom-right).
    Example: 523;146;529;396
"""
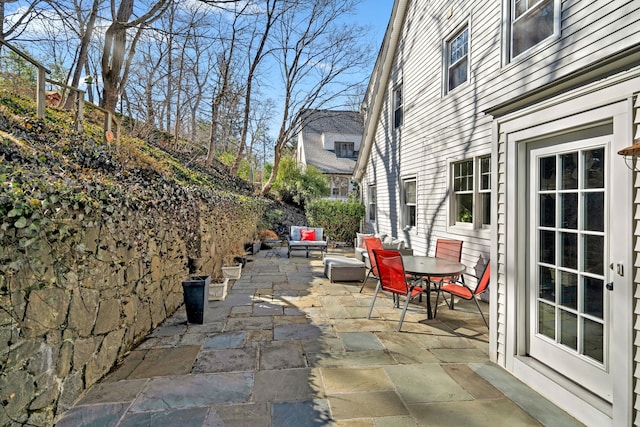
445;23;469;93
335;141;355;158
368;184;376;222
402;177;417;229
448;155;492;234
507;0;560;62
393;83;403;129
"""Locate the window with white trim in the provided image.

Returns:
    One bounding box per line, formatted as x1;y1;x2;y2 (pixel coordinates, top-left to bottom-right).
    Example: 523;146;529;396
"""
393;84;403;129
510;0;558;60
335;141;354;158
451;155;491;228
368;184;376;221
403;178;416;228
446;25;469;92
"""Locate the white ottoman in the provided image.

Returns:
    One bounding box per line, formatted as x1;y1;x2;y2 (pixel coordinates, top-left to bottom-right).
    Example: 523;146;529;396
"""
323;256;366;283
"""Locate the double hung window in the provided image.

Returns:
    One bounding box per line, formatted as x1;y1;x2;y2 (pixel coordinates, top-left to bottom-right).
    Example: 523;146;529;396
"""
510;0;557;59
393;85;403;129
403;178;416;228
446;25;469;92
368;184;376;221
335;141;354;158
451;155;491;229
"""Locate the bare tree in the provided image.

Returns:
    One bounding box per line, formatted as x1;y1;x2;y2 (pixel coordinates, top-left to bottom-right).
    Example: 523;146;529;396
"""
229;0;281;174
0;0;45;41
100;0;170;112
205;3;248;165
260;0;371;195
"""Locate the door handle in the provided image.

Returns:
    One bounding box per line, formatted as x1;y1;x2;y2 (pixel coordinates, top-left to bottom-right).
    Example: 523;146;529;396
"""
606;282;614;291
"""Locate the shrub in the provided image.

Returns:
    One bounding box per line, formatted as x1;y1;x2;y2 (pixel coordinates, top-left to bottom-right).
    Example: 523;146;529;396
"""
271;157;329;207
306;199;365;242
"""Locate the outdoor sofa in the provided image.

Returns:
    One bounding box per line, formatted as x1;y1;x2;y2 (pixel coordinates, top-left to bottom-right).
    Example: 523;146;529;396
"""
286;226;328;258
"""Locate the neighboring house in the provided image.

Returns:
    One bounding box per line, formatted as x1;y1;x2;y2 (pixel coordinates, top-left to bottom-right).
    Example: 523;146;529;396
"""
354;0;639;425
296;109;363;200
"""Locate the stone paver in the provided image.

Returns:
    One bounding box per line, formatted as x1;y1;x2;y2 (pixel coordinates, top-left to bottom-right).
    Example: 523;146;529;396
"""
55;247;584;427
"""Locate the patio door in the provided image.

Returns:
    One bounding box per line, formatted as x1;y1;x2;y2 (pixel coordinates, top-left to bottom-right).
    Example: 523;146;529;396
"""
527;134;618;402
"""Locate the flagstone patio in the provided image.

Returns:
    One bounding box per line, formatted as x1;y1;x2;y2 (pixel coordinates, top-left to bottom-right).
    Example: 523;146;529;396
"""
55;246;584;426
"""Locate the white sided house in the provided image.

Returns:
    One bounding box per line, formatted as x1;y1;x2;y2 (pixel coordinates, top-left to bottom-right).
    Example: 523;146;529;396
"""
296;109;363;200
354;0;639;425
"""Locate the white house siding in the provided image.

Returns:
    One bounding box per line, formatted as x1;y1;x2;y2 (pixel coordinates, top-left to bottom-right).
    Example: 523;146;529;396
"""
361;0;499;266
493;74;638;425
633;95;640;426
480;0;640;113
358;0;640;425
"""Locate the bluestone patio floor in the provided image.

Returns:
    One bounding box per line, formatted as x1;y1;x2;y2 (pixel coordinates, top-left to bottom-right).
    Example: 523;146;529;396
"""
55;246;584;427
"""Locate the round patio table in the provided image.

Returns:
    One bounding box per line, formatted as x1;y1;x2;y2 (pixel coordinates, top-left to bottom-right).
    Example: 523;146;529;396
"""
402;256;466;319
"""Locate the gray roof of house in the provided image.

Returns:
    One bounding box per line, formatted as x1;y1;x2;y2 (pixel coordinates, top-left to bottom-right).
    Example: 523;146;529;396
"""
301;109;364;135
299;110;364;175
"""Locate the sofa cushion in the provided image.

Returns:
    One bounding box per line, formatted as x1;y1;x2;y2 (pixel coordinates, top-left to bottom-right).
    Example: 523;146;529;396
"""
382;238;405;250
290;226;324;241
289;240;327;247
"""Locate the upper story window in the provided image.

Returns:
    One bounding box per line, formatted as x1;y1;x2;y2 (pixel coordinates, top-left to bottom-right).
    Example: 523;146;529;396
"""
335;141;354;158
368;184;376;221
393;84;403;129
403;178;416;228
511;0;557;59
451;155;491;229
446;25;469;92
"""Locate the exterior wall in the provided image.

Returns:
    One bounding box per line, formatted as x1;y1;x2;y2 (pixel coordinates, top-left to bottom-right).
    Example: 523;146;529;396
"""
359;0;640;424
361;0;497;269
321;132;361;151
494;72;638;426
631;96;640;427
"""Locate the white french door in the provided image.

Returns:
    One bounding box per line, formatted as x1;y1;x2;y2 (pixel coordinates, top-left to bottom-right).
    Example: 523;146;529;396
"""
527;135;614;402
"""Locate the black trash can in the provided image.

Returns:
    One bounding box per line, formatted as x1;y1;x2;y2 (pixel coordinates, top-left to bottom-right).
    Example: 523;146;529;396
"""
181;275;210;324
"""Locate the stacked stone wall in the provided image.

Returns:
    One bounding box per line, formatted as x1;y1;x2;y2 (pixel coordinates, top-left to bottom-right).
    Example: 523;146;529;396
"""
0;199;259;426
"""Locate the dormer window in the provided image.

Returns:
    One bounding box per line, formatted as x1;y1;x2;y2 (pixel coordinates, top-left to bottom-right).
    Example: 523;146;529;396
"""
335;141;355;158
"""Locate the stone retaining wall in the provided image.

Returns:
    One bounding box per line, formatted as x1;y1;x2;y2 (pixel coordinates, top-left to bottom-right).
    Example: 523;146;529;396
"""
0;199;260;426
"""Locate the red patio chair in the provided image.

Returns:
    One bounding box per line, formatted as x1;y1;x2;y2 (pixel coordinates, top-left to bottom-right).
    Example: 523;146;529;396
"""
425;238;464;304
367;249;427;331
434;261;490;327
359;236;383;293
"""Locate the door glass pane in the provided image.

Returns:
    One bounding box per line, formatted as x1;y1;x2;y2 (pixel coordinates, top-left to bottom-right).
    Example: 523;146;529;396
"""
560;271;577;309
539;156;556;190
584;277;603;319
560;193;577;229
583;318;604;363
584;148;605;189
560;310;578;350
540;194;555;227
539;301;555;339
560;232;577;269
539;230;555;264
583;192;604;232
583;235;604;275
561;153;578;190
539;266;555;301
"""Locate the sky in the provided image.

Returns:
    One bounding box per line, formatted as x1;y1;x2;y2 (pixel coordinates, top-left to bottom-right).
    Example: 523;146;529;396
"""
353;1;393;49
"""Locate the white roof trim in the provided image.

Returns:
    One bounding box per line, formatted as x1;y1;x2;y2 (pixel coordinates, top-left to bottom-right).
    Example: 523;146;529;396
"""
354;0;409;182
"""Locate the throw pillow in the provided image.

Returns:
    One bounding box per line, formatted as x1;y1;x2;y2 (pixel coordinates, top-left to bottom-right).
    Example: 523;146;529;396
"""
300;229;316;241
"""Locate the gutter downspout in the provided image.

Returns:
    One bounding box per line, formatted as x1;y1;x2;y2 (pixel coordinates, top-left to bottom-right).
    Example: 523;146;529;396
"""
353;0;409;183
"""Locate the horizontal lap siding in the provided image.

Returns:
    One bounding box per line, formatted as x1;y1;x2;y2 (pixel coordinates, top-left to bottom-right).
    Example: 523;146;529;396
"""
633;95;640;426
482;0;640;111
364;0;498;262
